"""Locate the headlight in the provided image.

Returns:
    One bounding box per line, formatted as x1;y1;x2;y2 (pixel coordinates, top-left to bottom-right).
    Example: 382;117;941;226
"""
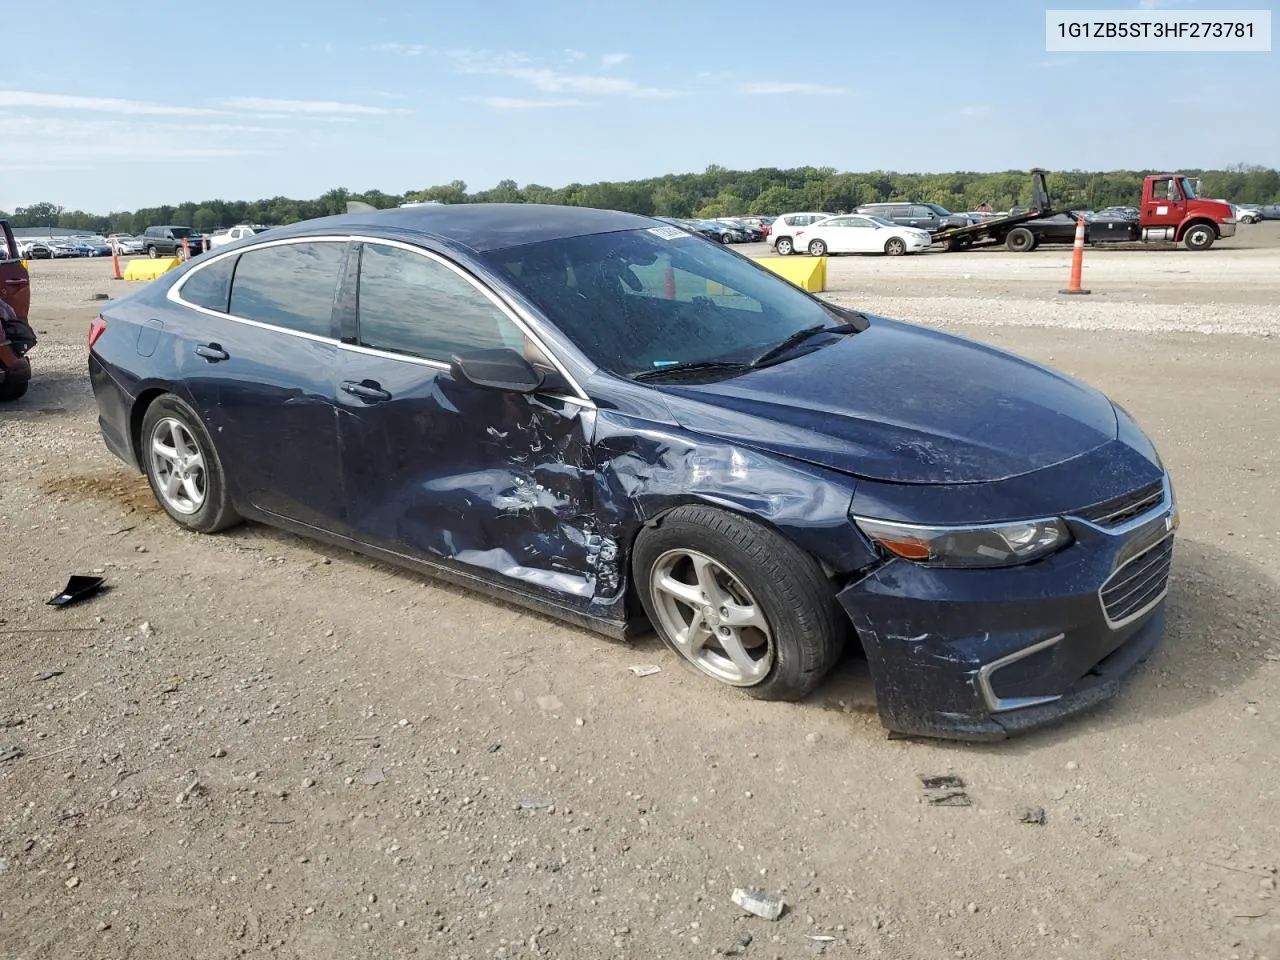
853;515;1072;568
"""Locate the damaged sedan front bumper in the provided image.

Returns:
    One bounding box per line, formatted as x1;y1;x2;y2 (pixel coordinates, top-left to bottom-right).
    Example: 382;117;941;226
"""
839;478;1178;741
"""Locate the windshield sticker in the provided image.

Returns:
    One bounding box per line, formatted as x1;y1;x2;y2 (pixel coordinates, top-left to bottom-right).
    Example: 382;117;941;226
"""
647;225;690;241
652;360;678;367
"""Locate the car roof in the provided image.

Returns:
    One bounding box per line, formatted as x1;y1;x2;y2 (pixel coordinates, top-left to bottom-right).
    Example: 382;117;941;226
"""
261;203;657;253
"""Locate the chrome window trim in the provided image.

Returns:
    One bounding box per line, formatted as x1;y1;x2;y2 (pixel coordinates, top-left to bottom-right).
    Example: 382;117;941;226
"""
1098;531;1174;630
166;233;595;408
977;633;1065;714
166;235;350;344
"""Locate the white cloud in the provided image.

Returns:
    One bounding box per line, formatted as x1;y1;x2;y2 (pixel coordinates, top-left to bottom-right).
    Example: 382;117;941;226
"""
212;96;399;116
0;90;225;116
471;96;590;109
601;52;631;68
379;42;429;56
3;114;268;162
737;81;848;96
448;49;681;99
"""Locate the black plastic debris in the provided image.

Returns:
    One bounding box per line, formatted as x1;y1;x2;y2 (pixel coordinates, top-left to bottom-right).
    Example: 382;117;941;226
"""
0;747;22;763
46;575;105;608
32;670;63;682
920;774;972;806
1018;806;1047;825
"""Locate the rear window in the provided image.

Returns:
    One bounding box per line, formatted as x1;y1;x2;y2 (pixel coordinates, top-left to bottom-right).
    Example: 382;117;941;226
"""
179;256;238;313
228;241;346;337
171;227;194;238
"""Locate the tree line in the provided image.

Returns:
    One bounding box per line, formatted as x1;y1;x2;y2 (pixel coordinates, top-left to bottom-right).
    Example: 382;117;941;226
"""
5;164;1278;234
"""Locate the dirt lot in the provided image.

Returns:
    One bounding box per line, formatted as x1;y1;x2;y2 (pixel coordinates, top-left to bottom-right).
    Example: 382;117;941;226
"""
3;226;1280;960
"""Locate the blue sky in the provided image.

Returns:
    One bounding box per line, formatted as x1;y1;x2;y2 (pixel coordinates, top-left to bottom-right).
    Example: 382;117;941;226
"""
2;0;1274;212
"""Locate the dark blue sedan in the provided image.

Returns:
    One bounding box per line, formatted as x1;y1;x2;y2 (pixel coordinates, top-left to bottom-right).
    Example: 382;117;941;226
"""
88;204;1178;740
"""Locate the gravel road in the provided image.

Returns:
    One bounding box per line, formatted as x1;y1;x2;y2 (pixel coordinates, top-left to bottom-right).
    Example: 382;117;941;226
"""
2;230;1279;960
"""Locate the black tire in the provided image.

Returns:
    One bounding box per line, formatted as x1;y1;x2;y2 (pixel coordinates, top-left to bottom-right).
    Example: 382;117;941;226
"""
0;374;29;402
1005;227;1036;253
140;394;241;534
633;505;845;701
774;237;793;256
147;246;159;259
1182;223;1215;251
807;239;827;257
884;237;907;256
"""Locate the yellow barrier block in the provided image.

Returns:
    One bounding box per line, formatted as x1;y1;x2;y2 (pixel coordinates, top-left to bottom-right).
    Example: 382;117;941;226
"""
752;256;827;292
123;258;181;281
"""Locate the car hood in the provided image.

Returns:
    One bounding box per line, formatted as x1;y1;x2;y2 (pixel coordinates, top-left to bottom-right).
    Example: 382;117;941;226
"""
654;317;1118;484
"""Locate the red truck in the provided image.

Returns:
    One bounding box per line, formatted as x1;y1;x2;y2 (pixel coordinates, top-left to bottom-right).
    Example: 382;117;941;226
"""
935;171;1238;252
1;219;36;401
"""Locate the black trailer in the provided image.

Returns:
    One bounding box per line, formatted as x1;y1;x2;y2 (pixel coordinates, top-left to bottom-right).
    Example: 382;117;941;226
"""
930;169;1061;252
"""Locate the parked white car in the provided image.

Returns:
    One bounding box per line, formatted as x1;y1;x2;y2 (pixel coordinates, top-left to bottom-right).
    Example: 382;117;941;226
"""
769;212;836;256
793;214;932;257
109;234;145;255
209;224;272;249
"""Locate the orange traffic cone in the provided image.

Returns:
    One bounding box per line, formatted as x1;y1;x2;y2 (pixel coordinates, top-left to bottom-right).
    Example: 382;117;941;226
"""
111;248;122;280
181;237;190;262
1059;216;1091;295
663;267;676;300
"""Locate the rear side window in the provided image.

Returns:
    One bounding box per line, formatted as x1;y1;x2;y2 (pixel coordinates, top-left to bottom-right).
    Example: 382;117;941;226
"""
355;243;524;362
180;256;237;313
229;241;346;337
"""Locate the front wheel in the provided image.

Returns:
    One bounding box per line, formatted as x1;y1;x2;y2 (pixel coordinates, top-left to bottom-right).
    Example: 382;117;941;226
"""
147;246;159;259
884;237;907;256
0;372;29;402
774;238;794;256
140;395;241;533
1182;223;1215;250
807;239;827;257
634;505;845;701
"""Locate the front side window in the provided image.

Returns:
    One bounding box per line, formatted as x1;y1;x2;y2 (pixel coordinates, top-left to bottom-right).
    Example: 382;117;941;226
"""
1151;179;1173;201
356;243;525;362
481;227;847;378
180;255;238;313
228;241;346;337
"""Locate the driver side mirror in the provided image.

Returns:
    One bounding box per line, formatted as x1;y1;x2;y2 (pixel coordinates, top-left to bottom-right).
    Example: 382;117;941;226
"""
450;347;545;394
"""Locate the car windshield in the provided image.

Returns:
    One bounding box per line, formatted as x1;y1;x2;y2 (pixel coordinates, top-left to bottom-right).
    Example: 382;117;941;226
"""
868;216;897;228
481;226;849;379
1179;177;1198;199
171;227;194;238
924;203;952;216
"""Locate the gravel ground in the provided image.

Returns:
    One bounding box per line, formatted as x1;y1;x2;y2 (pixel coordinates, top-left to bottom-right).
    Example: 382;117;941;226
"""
2;233;1280;960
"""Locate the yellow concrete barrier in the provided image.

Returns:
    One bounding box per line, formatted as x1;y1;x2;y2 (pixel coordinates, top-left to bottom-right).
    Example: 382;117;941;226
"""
752;256;827;292
123;258;181;281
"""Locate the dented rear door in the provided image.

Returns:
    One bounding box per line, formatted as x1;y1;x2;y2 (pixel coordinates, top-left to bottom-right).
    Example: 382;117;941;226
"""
335;240;601;604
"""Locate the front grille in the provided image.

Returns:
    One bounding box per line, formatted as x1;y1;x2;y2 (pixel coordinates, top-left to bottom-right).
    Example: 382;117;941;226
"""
1075;480;1164;528
1100;535;1174;625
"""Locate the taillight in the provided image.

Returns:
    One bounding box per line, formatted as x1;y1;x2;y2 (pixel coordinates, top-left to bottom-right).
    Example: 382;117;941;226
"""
89;316;107;349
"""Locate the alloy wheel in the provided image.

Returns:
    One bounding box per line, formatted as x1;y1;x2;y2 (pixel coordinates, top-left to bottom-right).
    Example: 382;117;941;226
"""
649;548;774;686
149;417;207;515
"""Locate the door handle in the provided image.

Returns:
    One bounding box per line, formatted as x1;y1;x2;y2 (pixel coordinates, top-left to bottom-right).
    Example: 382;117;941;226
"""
341;379;392;402
195;343;228;362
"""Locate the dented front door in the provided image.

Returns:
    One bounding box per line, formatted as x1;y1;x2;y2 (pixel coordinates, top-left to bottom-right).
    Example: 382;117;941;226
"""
334;240;602;605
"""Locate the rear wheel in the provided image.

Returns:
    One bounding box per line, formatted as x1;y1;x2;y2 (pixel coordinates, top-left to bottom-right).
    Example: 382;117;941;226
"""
1182;223;1215;250
884;237;907;256
140;395;241;534
807;239;827;257
634;505;845;701
774;237;794;256
1005;227;1037;252
147;246;159;259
